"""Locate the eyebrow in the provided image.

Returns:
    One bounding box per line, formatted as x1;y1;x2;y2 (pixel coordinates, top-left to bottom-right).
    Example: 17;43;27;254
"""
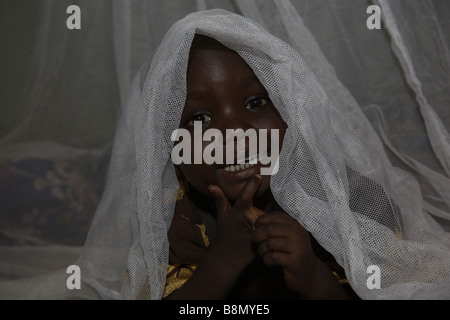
186;90;207;102
185;75;262;102
237;75;261;88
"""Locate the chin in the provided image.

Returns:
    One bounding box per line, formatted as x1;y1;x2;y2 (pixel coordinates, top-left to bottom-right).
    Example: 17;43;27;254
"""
224;178;271;204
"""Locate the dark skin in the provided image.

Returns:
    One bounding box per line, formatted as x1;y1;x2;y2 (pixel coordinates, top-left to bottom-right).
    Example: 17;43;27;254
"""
166;36;351;300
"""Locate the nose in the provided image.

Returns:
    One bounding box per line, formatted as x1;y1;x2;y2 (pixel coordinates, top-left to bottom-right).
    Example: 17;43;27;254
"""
213;105;255;137
211;106;259;163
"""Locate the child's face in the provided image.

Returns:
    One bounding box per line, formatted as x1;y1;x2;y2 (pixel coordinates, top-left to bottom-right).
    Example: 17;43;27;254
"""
176;38;287;203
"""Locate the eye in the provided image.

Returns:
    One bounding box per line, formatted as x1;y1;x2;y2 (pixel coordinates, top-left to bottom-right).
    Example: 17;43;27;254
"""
245;96;270;110
186;113;212;127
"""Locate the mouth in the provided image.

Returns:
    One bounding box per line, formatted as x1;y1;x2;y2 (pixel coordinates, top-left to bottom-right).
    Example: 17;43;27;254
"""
223;150;269;172
214;148;274;189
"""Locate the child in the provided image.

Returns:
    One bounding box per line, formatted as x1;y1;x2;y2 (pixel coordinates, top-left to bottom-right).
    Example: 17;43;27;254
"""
163;34;354;299
74;9;450;300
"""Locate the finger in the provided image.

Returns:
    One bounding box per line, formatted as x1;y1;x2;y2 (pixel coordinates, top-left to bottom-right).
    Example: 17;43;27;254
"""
256;237;294;256
252;222;300;244
233;175;263;226
234;175;262;211
261;251;291;268
254;211;298;229
208;184;231;218
246;207;265;227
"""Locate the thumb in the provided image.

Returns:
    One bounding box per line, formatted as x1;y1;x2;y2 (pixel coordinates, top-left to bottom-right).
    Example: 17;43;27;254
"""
245;207;265;227
208;185;231;217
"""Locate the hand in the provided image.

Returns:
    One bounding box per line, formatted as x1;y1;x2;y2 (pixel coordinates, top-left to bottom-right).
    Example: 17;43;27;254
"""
207;175;264;271
251;212;319;295
165;175;265;300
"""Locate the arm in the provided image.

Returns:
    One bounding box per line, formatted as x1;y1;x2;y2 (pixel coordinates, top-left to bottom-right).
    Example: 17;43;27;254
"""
164;242;251;299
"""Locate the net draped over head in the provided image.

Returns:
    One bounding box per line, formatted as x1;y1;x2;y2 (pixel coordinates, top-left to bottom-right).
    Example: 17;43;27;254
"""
74;9;450;300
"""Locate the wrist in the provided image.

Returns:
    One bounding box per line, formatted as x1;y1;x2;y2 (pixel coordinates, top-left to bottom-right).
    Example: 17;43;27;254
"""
295;259;348;300
206;242;255;275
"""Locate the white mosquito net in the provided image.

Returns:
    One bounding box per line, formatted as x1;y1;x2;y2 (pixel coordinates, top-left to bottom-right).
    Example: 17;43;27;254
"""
73;8;450;300
0;1;449;300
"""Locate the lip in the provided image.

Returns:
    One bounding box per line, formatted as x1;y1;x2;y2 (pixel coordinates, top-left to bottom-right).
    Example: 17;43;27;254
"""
216;160;267;182
215;148;272;179
215;149;271;168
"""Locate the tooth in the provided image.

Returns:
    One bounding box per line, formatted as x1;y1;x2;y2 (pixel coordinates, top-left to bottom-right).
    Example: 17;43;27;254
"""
262;152;268;162
258;152;267;162
224;166;229;172
230;165;235;172
240;164;246;170
245;163;250;168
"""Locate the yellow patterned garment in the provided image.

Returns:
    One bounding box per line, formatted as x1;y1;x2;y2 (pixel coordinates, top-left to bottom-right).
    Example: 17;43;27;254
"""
162;217;210;298
162;263;199;298
162;195;210;298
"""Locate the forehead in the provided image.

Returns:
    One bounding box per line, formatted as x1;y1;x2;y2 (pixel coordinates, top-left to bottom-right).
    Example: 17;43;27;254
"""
189;34;233;53
187;35;260;89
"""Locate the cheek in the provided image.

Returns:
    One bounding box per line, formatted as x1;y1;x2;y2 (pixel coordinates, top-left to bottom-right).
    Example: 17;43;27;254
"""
271;115;287;151
178;164;215;194
258;117;287;153
175;135;220;192
257;174;271;195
